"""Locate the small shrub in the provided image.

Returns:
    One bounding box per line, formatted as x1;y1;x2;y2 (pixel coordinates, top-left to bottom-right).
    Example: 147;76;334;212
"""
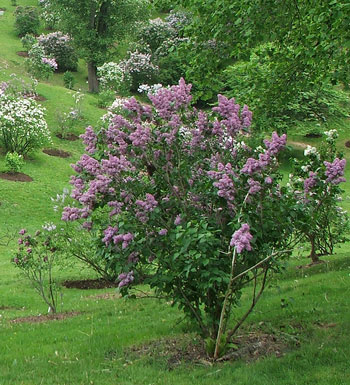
0;73;38;99
288;130;349;262
26;43;57;80
0;94;51;155
12;226;64;313
14;6;40;37
63;71;75;89
97;62;131;94
5;152;24;173
21;33;37;51
55;109;78;139
97;89;116;108
37;32;78;72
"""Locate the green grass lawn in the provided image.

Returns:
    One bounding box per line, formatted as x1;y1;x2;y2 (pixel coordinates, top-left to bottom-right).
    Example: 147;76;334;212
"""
0;1;350;384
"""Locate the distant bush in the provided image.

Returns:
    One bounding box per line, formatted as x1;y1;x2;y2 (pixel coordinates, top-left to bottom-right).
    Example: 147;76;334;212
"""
21;33;37;51
14;6;40;37
26;43;57;79
119;51;159;91
0;95;51;154
63;71;75;90
5;152;24;173
136;18;175;52
0;73;38;99
97;62;131;94
37;32;78;72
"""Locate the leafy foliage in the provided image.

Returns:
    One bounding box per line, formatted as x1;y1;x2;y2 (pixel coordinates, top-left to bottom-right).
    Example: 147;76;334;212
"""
5;152;25;173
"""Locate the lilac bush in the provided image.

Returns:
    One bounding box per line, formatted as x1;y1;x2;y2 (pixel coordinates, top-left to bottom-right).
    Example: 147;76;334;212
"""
119;51;159;91
26;43;56;80
62;79;297;356
37;31;78;72
288;130;349;263
12;225;63;313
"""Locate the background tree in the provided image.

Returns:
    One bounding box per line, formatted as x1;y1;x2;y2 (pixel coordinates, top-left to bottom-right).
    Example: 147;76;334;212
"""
178;0;350;128
49;0;150;92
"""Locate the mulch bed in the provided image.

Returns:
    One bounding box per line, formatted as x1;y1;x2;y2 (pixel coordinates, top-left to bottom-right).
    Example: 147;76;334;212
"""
43;148;71;158
10;311;80;324
124;331;291;369
16;51;29;57
304;132;322;138
56;133;80;141
0;172;33;182
62;278;118;290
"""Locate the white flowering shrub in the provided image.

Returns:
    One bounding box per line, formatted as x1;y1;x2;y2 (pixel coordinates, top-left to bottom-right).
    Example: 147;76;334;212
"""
97;62;131;94
119;51;159;91
136;18;175;52
0;95;51;154
38;0;61;30
26;43;57;79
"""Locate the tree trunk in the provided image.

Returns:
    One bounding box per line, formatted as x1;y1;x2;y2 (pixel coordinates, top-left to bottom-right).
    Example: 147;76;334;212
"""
309;234;319;263
87;62;99;93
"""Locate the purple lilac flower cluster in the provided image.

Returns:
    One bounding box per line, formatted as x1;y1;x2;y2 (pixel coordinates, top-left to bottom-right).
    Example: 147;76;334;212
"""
303;171;318;193
102;226;134;249
230;223;253;253
148;78;192;119
241;132;286;176
324;158;346;185
118;271;134;288
135;194;158;223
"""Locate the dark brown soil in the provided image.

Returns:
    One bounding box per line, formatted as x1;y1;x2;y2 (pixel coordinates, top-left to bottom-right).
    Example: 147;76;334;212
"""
304;132;322;138
43;148;71;158
56;133;80;141
16;51;29;57
62;278;118;290
33;94;47;101
345;140;350;148
10;311;80;324
124;332;291;369
0;172;33;182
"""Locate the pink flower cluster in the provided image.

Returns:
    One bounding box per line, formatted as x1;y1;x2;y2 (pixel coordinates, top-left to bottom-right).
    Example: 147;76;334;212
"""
42;57;58;70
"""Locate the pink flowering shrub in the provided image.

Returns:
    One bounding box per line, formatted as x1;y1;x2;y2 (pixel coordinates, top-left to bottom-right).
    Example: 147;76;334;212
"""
288;130;349;263
63;79;296;356
37;32;78;72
